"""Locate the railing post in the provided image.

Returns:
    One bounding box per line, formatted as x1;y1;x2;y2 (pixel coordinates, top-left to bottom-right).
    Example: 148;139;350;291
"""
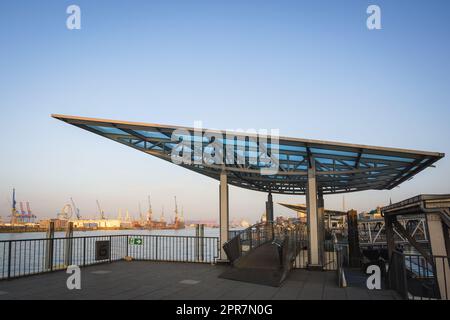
109;236;112;263
185;236;189;262
217;237;220;262
155;236;159;260
49;238;54;271
195;224;200;262
126;235;129;257
200;224;205;262
256;225;260;246
64;222;74;267
7;241;12;280
83;237;86;267
401;254;409;299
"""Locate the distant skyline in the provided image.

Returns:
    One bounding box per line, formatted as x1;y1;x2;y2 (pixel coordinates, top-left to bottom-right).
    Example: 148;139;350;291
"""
1;1;449;223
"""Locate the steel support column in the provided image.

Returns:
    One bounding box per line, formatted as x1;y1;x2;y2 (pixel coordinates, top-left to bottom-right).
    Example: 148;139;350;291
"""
317;188;325;266
219;171;229;261
266;192;274;222
385;214;396;261
426;213;450;299
306;159;322;269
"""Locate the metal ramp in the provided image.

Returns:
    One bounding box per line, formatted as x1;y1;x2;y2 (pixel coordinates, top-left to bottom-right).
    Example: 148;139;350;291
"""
220;222;305;287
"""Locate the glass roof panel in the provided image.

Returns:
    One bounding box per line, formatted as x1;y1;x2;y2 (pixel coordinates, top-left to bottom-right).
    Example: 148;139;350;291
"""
310;148;358;157
219;138;258;148
134;141;146;148
276;144;307;152
361;153;415;162
166;143;176;149
315;157;334;165
136;130;170;140
288;155;303;162
89;126;127;135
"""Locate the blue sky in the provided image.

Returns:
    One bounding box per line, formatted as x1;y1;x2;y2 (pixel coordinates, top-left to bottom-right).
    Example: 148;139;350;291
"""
0;0;449;222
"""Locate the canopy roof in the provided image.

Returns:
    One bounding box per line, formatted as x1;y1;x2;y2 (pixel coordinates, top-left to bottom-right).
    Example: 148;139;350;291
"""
381;194;450;217
52;114;444;195
278;203;347;216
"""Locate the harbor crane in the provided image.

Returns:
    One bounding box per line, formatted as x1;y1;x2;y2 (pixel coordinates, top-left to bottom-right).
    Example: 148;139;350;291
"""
19;202;26;215
26;202;32;217
8;189;36;224
138;202;144;223
25;202;36;223
7;189;18;224
70;197;81;219
160;206;165;223
174;196;179;219
96;200;106;220
147;195;152;222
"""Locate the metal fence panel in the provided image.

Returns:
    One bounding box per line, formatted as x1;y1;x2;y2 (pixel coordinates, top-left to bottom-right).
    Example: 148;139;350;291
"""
0;234;219;280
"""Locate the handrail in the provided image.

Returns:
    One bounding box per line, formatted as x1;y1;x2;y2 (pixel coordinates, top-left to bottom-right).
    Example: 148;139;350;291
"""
222;221;275;263
387;249;450;300
0;234;219;280
222;220;306;266
0;234;219;243
334;232;347;287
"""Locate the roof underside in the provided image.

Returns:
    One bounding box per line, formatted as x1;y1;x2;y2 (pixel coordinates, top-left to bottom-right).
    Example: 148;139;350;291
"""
52;115;444;195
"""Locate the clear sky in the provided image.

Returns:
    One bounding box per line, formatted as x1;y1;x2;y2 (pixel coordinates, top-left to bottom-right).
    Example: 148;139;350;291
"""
0;0;449;223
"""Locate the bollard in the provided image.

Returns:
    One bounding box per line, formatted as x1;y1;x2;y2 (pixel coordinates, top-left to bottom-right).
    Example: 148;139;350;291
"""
347;210;361;268
64;222;74;266
45;221;55;271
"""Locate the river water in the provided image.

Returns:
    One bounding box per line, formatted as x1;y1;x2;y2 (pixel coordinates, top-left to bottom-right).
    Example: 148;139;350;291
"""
0;227;226;241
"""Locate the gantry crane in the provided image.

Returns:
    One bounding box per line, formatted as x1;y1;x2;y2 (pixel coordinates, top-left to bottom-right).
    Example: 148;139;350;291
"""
96;200;105;220
147;195;153;222
70;197;81;220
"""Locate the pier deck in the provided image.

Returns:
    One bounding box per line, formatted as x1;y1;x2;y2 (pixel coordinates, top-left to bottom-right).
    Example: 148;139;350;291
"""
0;261;400;300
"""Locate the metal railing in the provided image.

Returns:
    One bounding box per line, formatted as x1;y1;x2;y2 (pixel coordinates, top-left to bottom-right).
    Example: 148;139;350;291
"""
223;222;275;263
290;223;309;269
335;245;347;287
333;233;348;287
387;250;450;300
228;229;244;239
323;240;338;271
223;221;309;268
0;234;219;280
223;222;347;274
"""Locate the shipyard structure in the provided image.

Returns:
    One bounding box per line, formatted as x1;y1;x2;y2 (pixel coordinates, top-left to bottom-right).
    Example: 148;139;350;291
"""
1;191;185;232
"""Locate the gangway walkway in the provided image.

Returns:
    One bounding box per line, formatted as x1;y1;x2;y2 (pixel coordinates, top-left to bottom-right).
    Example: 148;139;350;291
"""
220;242;285;287
221;221;304;287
